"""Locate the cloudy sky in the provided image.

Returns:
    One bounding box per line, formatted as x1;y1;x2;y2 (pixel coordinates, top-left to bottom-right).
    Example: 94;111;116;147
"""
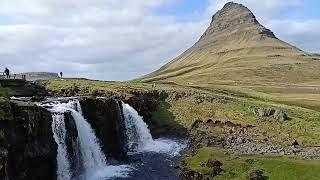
0;0;319;80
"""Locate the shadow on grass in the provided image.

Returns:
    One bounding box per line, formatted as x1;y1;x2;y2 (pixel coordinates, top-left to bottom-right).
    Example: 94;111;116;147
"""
150;101;187;138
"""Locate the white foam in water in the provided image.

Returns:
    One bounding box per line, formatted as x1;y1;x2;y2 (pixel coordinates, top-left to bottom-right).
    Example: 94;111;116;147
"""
46;99;132;180
122;103;186;156
88;165;133;180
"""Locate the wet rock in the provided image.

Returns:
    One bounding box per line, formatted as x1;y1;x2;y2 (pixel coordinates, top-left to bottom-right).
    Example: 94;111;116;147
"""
63;111;81;175
30;95;46;102
80;97;127;158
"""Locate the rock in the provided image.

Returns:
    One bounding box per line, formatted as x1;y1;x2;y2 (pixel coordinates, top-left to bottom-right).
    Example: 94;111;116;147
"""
30;95;46;102
80;97;127;157
254;107;288;121
63;111;81;175
0;101;57;180
205;159;223;177
292;139;299;146
180;169;204;180
248;170;267;180
206;159;223;168
123;90;187;138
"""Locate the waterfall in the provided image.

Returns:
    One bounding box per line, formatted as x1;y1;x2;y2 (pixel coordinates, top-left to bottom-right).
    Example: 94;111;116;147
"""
122;103;154;151
70;102;106;176
46;99;131;180
51;113;72;180
122;103;185;155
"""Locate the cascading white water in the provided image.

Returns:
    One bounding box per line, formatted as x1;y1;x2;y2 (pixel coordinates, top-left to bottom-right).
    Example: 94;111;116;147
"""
122;103;185;155
47;100;131;180
51;113;72;180
122;103;154;151
70;102;106;177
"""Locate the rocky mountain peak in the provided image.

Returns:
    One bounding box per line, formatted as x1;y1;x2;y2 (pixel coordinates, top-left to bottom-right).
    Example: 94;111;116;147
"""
201;2;276;39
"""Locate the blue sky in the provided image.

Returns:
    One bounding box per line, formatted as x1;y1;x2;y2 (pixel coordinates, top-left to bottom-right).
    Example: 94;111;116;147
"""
156;0;208;17
155;0;320;20
0;0;319;80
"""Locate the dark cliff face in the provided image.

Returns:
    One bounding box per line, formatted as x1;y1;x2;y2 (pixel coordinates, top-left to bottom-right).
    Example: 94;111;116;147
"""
201;2;276;41
80;98;127;158
63;111;81;176
124;90;167;129
0;101;57;180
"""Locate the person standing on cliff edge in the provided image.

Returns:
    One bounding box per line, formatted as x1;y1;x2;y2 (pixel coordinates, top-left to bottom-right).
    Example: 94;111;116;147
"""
4;67;10;79
60;72;63;78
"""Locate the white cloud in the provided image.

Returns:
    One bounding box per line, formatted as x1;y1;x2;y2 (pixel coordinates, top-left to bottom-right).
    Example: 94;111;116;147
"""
0;0;319;80
0;0;204;80
267;20;320;53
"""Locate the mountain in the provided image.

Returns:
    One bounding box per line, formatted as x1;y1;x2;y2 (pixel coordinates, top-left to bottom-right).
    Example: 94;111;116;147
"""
141;2;320;87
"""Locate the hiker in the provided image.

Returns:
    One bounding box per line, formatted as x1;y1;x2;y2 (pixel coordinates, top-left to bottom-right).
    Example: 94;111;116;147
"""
4;67;10;79
60;72;63;78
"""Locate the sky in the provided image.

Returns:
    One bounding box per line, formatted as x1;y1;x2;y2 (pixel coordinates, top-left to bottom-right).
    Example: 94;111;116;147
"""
0;0;319;80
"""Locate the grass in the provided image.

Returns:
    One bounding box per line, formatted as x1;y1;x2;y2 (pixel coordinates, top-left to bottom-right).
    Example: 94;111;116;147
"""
149;101;187;135
185;147;320;180
150;94;320;147
0;85;8;98
43;78;320;147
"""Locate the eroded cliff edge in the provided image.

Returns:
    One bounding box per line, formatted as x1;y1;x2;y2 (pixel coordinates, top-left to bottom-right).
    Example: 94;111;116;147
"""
0;100;57;180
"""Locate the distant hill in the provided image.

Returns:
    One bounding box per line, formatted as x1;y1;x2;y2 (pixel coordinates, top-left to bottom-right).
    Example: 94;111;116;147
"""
141;2;320;87
19;72;60;81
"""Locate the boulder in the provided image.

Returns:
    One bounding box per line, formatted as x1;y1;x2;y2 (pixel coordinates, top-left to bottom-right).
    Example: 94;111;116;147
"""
254;107;288;121
248;170;267;180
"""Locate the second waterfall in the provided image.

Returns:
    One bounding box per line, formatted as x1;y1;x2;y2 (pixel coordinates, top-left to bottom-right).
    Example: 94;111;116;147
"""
122;102;185;156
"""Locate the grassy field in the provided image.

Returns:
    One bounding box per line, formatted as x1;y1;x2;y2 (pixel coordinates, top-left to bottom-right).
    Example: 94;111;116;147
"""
43;79;320;147
185;147;320;180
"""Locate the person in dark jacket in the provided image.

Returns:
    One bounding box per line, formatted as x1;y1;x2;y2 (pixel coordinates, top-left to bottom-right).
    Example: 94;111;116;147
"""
60;72;63;78
4;67;10;79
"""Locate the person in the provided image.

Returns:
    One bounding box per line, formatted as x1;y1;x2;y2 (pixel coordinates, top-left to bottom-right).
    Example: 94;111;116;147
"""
4;67;10;79
60;72;63;78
